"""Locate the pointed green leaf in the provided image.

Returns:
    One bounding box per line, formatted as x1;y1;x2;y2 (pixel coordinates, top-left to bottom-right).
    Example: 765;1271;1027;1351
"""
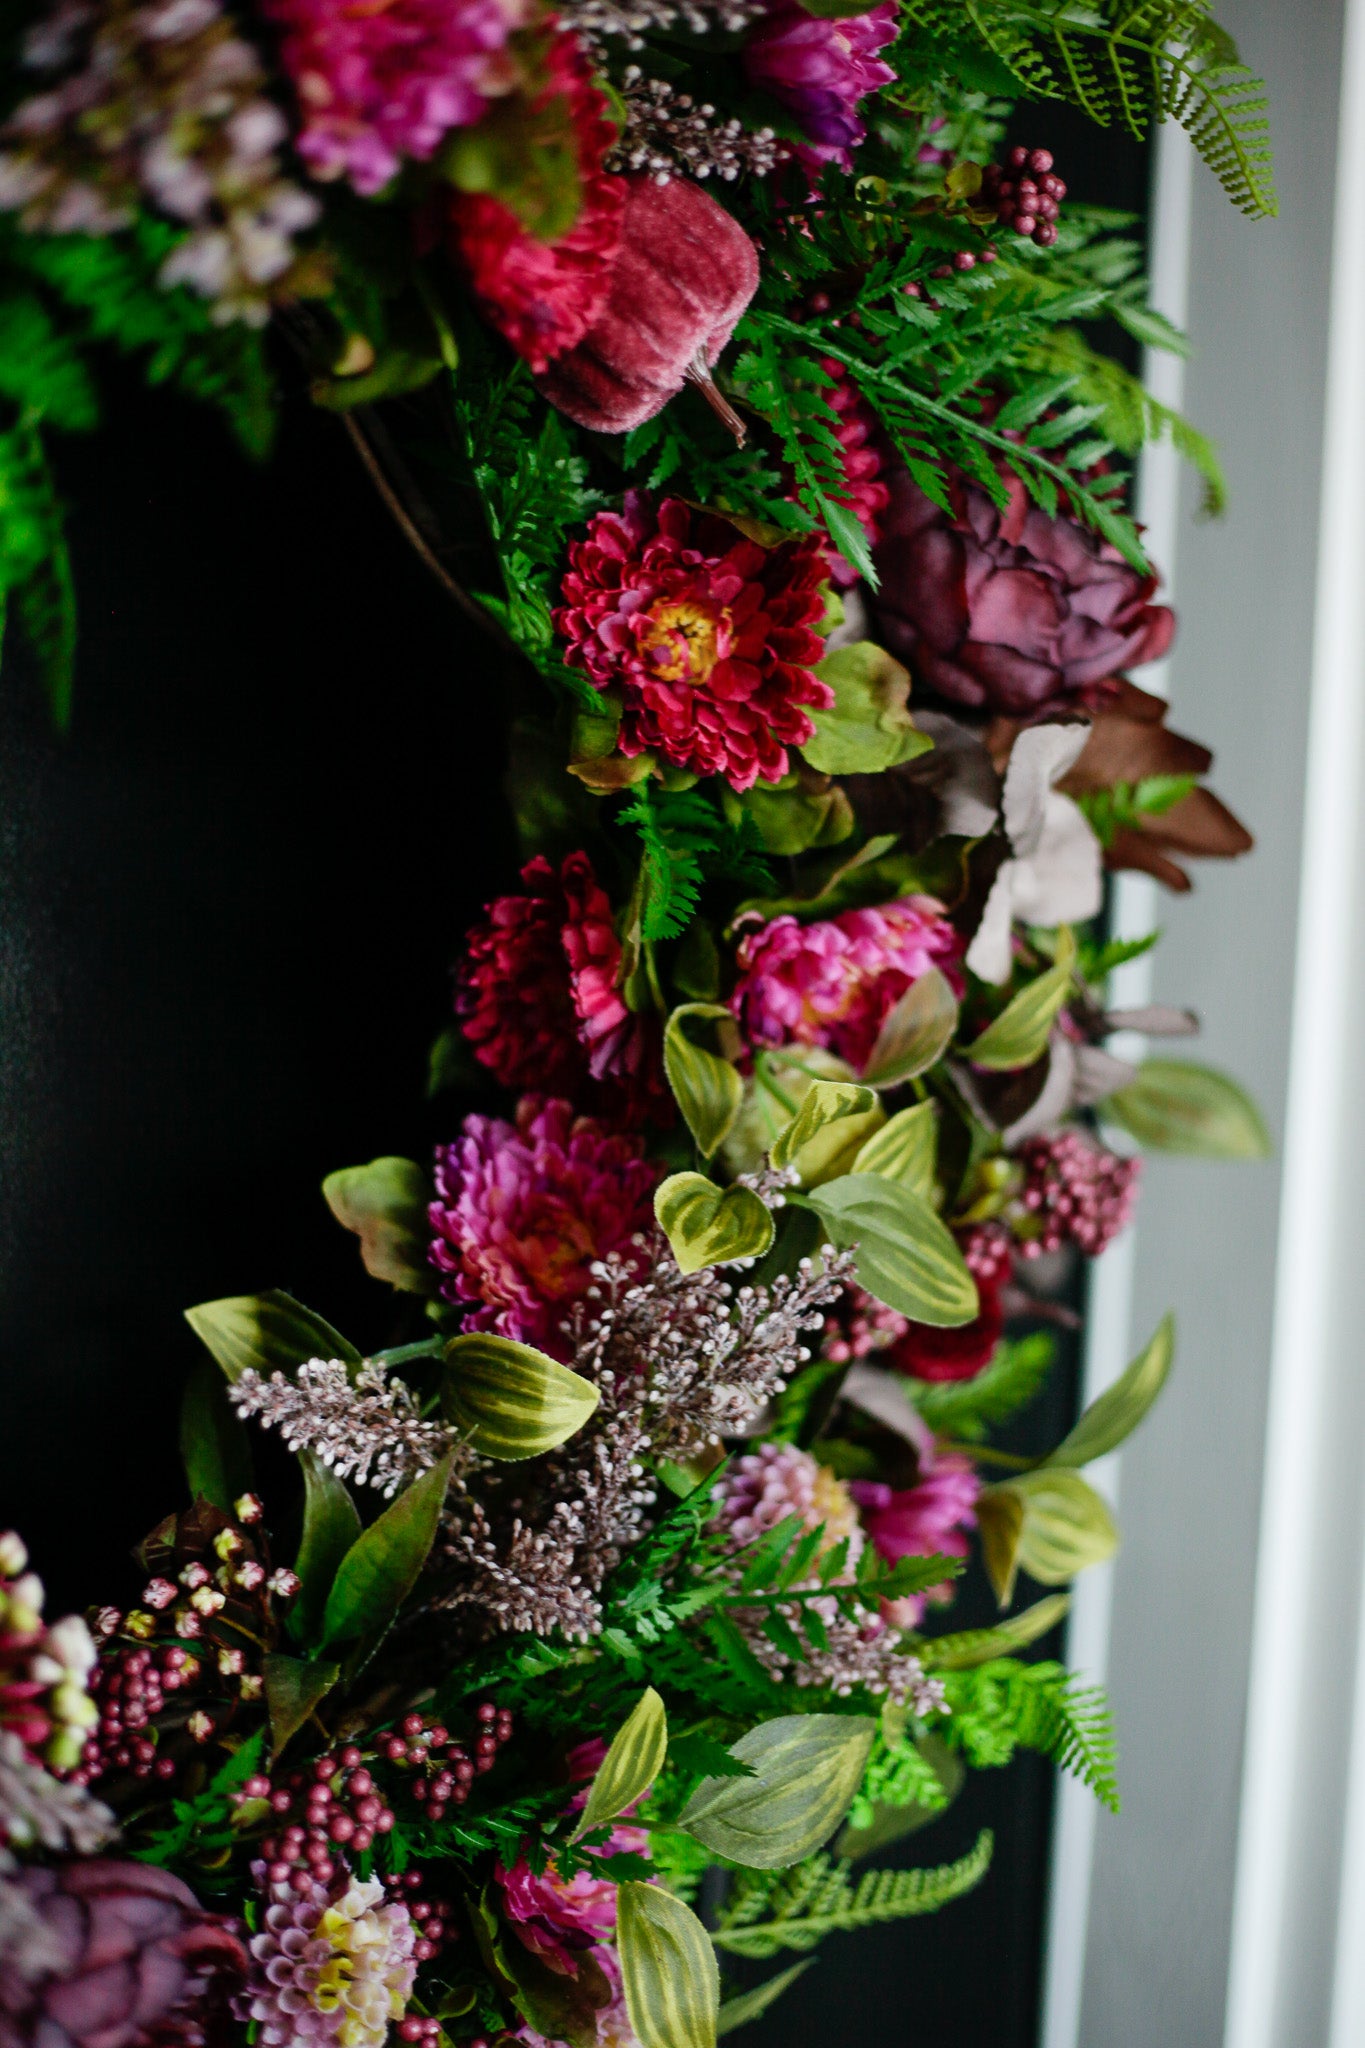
184;1290;361;1384
679;1714;875;1868
572;1688;668;1842
1103;1060;1271;1158
179;1358;253;1510
770;1079;881;1180
322;1156;435;1294
665;1005;744;1160
1050;1314;1174;1469
263;1652;340;1758
618;1882;718;2048
967;933;1076;1071
853;1100;938;1199
861;969;958;1086
920;1594;1072;1670
979;1468;1118;1607
716;1963;812;2037
655;1173;775;1274
320;1450;453;1653
290;1451;363;1646
805;1173;977;1326
441;1333;600;1460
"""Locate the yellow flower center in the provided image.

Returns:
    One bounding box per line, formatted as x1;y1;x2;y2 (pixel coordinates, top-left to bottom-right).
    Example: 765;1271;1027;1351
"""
639;598;730;684
810;1465;862;1553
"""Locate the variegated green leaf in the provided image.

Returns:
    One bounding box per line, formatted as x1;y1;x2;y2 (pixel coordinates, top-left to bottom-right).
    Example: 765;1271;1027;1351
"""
665;1005;744;1160
770;1079;880;1178
572;1689;668;1842
184;1290;361;1384
852;1100;937;1198
1103;1060;1271;1157
861;968;958;1086
678;1714;875;1868
655;1173;775;1274
441;1334;600;1460
805;1173;977;1326
618;1882;719;2048
967;931;1076;1071
978;1468;1118;1607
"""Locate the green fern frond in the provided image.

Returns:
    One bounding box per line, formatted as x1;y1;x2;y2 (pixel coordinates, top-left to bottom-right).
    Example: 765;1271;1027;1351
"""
619;786;773;943
944;1659;1120;1812
913;1332;1056;1442
713;1833;994;1956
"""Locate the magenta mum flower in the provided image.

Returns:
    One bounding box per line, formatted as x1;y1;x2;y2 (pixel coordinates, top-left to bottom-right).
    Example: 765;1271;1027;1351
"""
428;1097;660;1356
730;897;962;1072
263;0;526;195
852;1456;980;1621
554;494;831;791
872;463;1174;716
743;1;897;171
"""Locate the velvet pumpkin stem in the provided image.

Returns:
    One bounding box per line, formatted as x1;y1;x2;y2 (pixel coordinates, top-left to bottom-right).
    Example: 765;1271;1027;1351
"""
684;349;748;447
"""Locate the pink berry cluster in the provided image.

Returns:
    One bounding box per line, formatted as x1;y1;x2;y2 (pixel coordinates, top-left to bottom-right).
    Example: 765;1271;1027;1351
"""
395;2014;444;2045
68;1642;207;1788
1015;1131;1139;1258
981;145;1066;247
379;1703;515;1825
383;1872;459;1972
960;1221;1015;1286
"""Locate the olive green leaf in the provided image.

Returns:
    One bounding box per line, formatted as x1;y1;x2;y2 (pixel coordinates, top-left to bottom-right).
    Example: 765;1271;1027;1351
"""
184;1290;361;1384
978;1468;1118;1607
678;1714;875;1868
805;1173;977;1326
919;1593;1072;1670
617;1882;719;2048
770;1078;881;1181
967;930;1076;1071
572;1688;668;1843
716;1963;812;2037
263;1652;340;1758
860;969;958;1087
441;1333;600;1460
1050;1313;1174;1469
1102;1059;1271;1157
179;1358;253;1510
664;1005;745;1160
655;1173;775;1274
290;1451;363;1646
319;1449;454;1653
321;1156;435;1294
852;1100;938;1199
803;642;932;775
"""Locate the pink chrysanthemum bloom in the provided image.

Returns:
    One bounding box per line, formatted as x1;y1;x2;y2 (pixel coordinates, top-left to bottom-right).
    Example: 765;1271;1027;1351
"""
716;1441;864;1562
497;1821;647;1974
263;0;527;196
239;1869;417;2048
742;0;897;171
730;897;963;1073
428;1096;660;1357
554;494;832;791
1015;1130;1140;1259
0;1532;98;1773
852;1456;981;1622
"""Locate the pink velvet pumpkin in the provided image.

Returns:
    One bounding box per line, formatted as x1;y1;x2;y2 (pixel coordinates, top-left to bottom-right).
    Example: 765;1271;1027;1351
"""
534;175;759;436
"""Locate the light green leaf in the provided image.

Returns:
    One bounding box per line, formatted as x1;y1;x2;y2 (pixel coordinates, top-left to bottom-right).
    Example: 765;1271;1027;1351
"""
572;1688;668;1842
179;1358;253;1510
805;1173;977;1327
665;1005;745;1160
320;1450;454;1653
679;1714;875;1868
184;1290;361;1384
1050;1314;1174;1469
920;1594;1072;1670
1103;1060;1271;1158
770;1079;881;1178
322;1157;435;1294
716;1963;812;2037
290;1451;363;1646
803;642;932;775
967;931;1076;1071
655;1173;775;1274
441;1333;600;1460
262;1652;340;1758
618;1882;719;2048
853;1100;937;1199
861;969;958;1086
978;1469;1118;1607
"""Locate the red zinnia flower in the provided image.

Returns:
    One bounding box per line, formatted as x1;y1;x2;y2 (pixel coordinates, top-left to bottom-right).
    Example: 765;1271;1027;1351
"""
554;493;832;790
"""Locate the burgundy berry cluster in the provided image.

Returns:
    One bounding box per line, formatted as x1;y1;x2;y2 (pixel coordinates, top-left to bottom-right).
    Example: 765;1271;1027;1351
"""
982;146;1066;247
383;1871;460;1965
68;1643;206;1787
377;1704;515;1826
235;1744;398;1890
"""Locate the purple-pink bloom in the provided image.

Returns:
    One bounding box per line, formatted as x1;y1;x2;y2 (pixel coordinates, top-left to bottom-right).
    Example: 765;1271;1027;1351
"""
730;898;962;1073
872;462;1174;717
496;1828;646;1976
742;0;897;171
263;0;527;196
428;1096;660;1358
852;1457;980;1622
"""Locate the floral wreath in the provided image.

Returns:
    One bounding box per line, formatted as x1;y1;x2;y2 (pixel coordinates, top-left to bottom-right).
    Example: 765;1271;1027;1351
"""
0;2;1274;2045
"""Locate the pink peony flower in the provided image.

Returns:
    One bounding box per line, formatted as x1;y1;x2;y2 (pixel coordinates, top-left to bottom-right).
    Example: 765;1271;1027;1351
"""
496;1826;645;1977
428;1096;660;1357
852;1456;981;1621
730;897;963;1073
743;1;897;171
263;0;527;196
1014;1130;1139;1259
871;463;1174;717
554;494;831;791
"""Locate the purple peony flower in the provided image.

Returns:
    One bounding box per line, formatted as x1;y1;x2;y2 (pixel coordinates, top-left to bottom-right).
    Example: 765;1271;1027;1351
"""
239;1868;416;2048
742;0;897;170
0;1858;246;2048
730;897;962;1074
852;1456;980;1622
428;1096;660;1358
871;463;1174;717
263;0;527;196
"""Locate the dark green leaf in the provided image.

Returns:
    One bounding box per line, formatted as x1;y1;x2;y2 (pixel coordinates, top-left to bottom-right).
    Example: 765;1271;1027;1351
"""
184;1290;360;1384
290;1451;363;1647
263;1652;340;1758
178;1358;252;1511
320;1450;454;1654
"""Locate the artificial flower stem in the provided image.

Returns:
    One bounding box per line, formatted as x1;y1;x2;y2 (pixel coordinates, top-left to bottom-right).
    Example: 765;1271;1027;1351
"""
682;349;748;447
371;1339;446;1367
